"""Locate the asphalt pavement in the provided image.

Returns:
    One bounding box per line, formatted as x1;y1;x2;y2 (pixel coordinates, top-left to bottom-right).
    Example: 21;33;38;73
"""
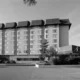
0;65;80;80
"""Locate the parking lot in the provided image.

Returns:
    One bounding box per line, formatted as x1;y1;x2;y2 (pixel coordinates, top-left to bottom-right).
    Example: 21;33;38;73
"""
0;65;80;80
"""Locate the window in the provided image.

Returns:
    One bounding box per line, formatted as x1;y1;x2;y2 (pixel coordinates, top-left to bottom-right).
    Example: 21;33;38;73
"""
46;30;48;33
24;45;27;49
10;41;14;44
38;35;42;39
24;50;28;53
46;35;48;38
17;46;19;49
24;31;28;34
5;46;9;49
11;37;15;40
17;36;20;39
31;36;34;39
30;40;34;43
53;39;57;43
31;58;39;61
5;37;7;40
53;34;57;38
17;58;22;61
5;42;8;44
24;40;28;44
26;40;28;44
54;44;57;48
17;50;21;53
11;31;14;35
24;36;28;39
53;29;57;33
5;32;8;35
53;25;57;28
30;45;33;48
17;41;22;44
17;31;20;35
38;30;41;34
38;40;42;43
31;31;34;34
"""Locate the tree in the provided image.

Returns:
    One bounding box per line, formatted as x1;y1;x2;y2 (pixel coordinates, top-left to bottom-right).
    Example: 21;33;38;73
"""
46;46;57;64
39;39;48;61
48;46;57;57
23;0;37;6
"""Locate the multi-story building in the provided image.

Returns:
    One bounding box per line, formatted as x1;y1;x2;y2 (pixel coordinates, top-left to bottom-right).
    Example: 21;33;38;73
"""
0;18;71;61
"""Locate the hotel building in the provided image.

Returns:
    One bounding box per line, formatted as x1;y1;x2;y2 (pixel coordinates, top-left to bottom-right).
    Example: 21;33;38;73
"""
0;18;71;61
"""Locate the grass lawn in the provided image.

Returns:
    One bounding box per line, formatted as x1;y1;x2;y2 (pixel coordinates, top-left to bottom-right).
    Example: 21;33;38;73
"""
0;65;80;80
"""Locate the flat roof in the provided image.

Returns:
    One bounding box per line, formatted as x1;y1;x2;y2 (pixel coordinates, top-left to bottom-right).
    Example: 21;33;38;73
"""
0;18;71;29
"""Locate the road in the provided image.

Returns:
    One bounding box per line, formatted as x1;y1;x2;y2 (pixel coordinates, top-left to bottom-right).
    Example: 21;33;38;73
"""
0;65;80;80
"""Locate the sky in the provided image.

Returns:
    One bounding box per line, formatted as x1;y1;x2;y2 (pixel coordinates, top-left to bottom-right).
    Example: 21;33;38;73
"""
0;0;80;46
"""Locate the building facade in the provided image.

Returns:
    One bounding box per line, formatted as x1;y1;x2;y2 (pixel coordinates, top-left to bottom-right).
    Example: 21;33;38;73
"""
58;45;80;55
0;18;71;60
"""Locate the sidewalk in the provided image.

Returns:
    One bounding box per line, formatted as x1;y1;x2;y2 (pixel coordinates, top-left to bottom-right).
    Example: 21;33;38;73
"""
0;63;80;68
0;63;35;66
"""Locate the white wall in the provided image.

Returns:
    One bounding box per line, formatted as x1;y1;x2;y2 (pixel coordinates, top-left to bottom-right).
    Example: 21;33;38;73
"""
44;25;59;49
30;27;42;55
17;28;28;55
4;29;14;55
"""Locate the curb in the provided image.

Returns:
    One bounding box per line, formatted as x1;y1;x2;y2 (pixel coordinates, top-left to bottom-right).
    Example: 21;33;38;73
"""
0;63;35;66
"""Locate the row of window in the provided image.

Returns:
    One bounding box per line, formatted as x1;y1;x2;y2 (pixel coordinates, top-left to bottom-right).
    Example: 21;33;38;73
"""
4;38;57;46
17;30;42;35
4;50;28;54
4;34;57;41
4;44;57;55
30;40;42;43
17;58;39;61
45;29;57;33
17;29;57;35
30;45;42;48
17;50;28;53
5;35;42;40
17;35;42;39
30;43;57;49
4;28;57;35
45;34;57;38
33;39;57;44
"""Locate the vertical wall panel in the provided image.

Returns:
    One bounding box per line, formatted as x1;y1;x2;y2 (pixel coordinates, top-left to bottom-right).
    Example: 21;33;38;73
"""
30;27;42;55
27;27;30;55
4;30;15;55
17;28;28;55
14;28;17;55
2;29;5;55
44;25;59;49
0;30;2;55
59;25;69;47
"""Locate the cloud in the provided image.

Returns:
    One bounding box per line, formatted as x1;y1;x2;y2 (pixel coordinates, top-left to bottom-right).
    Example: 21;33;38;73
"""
65;5;80;46
69;33;80;46
69;24;80;37
66;5;80;26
